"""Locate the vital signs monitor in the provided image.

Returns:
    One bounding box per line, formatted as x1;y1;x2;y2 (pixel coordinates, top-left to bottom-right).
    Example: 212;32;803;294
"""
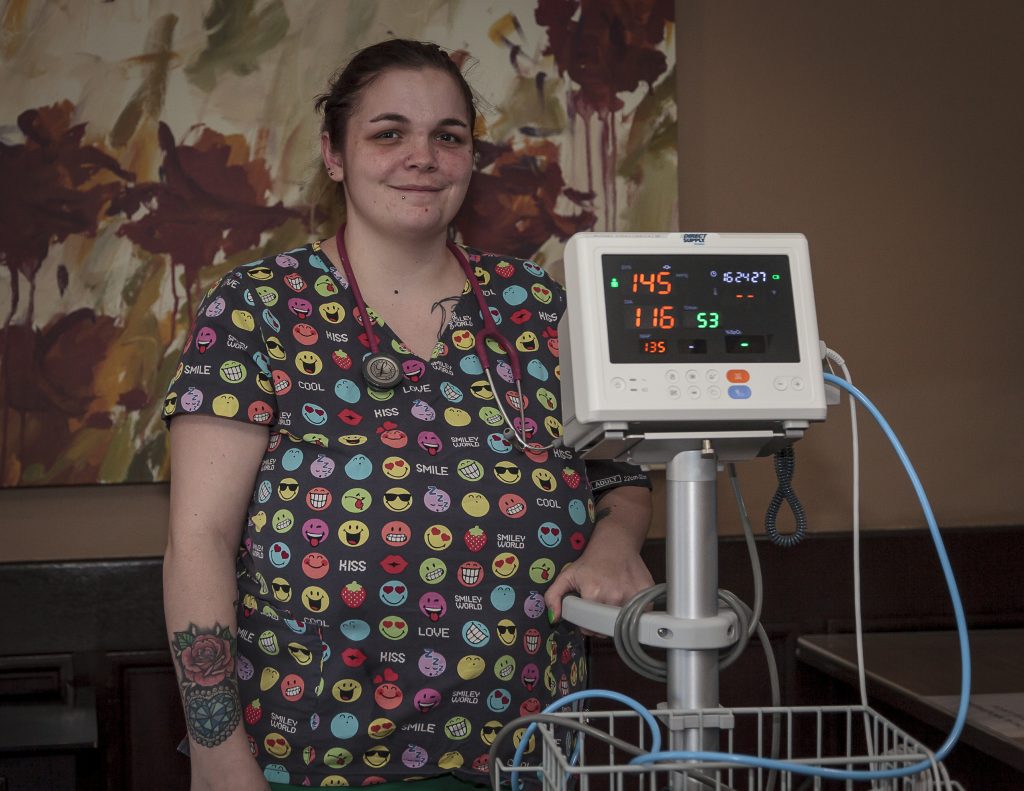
559;233;828;458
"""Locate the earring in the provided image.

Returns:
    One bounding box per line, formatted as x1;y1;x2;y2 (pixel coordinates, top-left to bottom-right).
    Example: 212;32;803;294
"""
328;168;335;177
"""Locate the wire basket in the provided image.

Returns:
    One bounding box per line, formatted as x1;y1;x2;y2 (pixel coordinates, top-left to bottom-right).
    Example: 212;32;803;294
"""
494;705;964;791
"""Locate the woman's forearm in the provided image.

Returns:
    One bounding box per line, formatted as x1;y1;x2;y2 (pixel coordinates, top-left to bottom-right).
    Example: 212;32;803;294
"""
164;533;245;750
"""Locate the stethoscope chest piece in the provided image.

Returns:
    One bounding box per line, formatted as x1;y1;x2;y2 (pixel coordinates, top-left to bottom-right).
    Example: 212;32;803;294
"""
363;352;404;390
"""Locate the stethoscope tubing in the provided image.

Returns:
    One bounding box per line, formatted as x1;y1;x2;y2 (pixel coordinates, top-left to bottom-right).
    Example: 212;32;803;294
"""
331;225;557;452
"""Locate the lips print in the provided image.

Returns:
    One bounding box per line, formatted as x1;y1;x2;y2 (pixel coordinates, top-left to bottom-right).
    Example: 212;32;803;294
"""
338;408;362;426
380;555;409;574
342;648;367;667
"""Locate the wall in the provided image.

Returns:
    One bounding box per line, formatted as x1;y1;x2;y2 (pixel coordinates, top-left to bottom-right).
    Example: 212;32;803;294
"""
3;1;1023;562
673;0;1024;536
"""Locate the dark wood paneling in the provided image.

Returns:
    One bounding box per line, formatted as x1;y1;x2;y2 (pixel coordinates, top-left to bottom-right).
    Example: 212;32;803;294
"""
115;655;189;791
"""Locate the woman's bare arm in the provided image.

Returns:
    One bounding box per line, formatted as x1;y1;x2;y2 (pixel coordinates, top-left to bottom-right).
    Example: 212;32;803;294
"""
164;414;270;791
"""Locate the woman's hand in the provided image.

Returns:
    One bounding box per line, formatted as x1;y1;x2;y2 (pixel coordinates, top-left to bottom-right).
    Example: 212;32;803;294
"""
543;486;654;626
189;734;270;791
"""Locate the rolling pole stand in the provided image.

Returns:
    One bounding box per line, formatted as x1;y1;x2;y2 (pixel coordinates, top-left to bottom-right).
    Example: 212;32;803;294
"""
561;441;737;790
664;445;721;790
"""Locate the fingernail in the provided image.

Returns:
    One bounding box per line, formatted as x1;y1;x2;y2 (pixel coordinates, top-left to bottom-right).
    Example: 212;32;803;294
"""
547;607;557;625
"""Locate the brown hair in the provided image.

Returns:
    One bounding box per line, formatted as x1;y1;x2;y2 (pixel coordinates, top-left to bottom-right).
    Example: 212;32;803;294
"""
315;38;477;154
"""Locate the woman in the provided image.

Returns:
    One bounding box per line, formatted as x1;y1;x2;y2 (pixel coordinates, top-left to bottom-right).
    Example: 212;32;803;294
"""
163;39;654;790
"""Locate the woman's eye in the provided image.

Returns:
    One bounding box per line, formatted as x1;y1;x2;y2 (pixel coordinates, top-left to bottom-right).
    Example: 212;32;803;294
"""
437;132;463;144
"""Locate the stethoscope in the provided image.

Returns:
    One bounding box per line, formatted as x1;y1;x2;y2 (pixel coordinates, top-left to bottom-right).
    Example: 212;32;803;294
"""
331;225;557;453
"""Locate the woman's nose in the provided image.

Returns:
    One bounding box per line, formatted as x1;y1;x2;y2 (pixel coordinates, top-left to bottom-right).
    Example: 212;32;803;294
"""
405;136;438;169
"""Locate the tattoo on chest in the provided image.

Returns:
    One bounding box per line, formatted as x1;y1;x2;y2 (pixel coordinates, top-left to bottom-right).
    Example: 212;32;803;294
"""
171;622;242;748
431;294;463;341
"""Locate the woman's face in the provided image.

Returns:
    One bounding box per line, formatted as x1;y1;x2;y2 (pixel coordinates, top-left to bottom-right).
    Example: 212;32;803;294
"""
323;67;474;242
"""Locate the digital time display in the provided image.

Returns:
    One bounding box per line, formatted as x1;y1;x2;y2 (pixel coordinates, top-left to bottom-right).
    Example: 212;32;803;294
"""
602;254;800;364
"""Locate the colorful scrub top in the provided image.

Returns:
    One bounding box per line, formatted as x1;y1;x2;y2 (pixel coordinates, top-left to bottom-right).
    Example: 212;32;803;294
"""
163;242;649;786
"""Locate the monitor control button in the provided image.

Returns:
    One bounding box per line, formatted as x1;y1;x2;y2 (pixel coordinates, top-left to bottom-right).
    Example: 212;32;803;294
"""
668;386;681;399
685;369;700;383
791;377;806;391
665;369;680;383
611;377;626;391
687;386;701;399
707;386;722;399
706;369;720;383
773;376;788;391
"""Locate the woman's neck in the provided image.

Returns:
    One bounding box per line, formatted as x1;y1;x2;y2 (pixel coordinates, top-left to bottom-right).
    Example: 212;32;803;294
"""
333;223;458;296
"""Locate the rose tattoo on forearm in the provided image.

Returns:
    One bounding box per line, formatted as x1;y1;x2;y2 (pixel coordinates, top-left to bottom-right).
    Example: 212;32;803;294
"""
171;623;242;748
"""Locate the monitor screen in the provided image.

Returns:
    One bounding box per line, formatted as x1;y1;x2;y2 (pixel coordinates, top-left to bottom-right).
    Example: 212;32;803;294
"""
601;254;801;364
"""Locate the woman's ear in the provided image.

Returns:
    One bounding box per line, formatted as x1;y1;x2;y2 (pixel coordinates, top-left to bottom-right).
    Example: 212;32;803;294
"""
321;131;344;182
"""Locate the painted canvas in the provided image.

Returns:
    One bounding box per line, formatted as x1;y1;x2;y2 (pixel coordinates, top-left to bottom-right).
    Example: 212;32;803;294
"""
0;0;677;486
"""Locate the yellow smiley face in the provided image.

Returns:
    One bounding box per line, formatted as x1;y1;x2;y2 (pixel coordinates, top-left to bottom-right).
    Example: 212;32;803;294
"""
211;393;239;417
301;585;329;614
461;492;490;518
444;407;471;427
260;666;279;691
469;380;493;400
367;717;396;739
263;732;291;758
438;750;464;769
493;461;521;484
230;309;255;331
338;520;369;547
319;301;345;324
287;641;314;666
515;331;540;353
457;654;486;680
531;468;557;492
277;477;299;501
295;350;323;376
383;487;413;513
271;576;292;602
452;329;475;350
492;552;519;578
246;265;274;281
382;456;410;480
266;336;287;360
423;524;453;551
363;745;390;768
332;678;362;704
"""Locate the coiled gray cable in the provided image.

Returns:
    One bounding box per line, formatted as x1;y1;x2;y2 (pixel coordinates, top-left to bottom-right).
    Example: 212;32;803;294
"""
764;445;808;546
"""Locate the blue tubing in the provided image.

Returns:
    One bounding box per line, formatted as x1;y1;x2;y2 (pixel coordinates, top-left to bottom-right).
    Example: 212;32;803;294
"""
631;374;971;781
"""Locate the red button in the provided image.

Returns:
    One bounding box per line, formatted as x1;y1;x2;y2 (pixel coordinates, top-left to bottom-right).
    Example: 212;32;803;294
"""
726;369;750;383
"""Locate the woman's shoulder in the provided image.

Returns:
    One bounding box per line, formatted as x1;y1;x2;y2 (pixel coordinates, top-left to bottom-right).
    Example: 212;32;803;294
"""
198;242;335;302
220;242;327;283
457;244;564;293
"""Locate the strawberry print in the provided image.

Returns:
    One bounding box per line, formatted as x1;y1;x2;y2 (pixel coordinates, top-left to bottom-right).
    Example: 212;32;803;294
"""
332;349;353;369
463;526;486;552
341;581;366;608
562;467;581;488
244;698;263;725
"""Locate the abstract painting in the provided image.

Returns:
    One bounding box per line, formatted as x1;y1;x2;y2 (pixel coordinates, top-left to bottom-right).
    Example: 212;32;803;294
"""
0;0;677;486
